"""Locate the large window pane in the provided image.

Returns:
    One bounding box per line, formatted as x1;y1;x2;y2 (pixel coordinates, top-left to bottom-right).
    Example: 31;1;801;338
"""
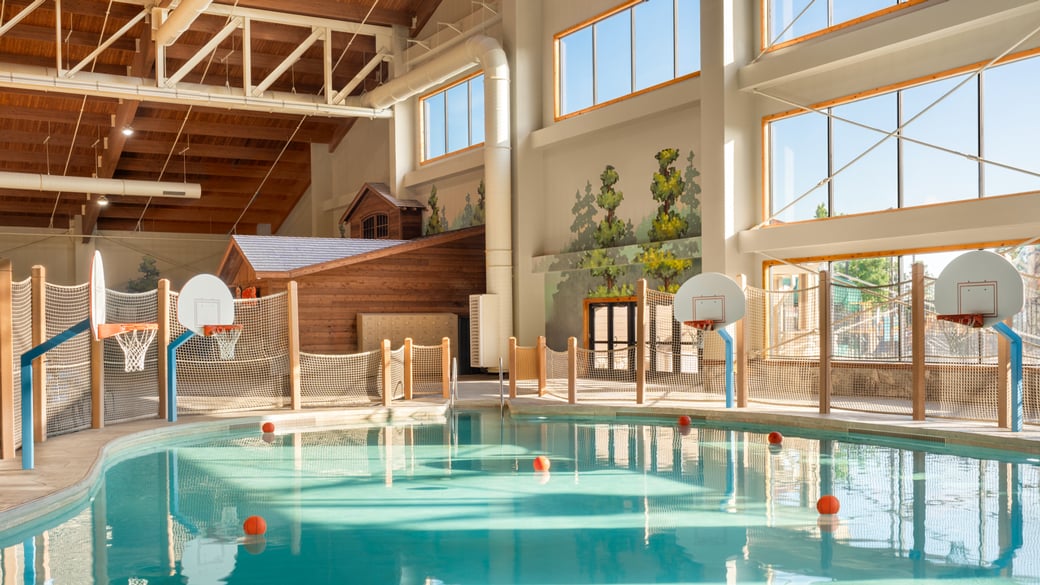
470;75;485;145
831;93;898;215
901;75;980;207
560;28;593;115
634;0;673;91
424;92;445;159
594;11;631;103
770;114;828;222
832;0;897;27
676;0;700;76
768;0;827;45
445;83;470;153
983;57;1040;196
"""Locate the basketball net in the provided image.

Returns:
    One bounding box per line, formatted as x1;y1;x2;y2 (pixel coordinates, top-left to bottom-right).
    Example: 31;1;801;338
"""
684;320;717;331
113;328;157;372
204;324;243;360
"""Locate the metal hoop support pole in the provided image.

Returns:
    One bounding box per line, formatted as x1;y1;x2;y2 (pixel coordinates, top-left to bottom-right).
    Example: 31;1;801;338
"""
992;322;1023;432
717;327;735;409
20;318;90;470
166;330;196;423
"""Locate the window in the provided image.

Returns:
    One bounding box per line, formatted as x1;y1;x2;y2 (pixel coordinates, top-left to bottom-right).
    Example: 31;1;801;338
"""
764;0;923;51
765;51;1040;222
362;214;389;239
420;73;484;162
555;0;700;119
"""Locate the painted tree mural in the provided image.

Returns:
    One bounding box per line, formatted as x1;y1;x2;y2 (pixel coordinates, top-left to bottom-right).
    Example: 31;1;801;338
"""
638;148;694;292
425;185;446;235
473;179;486;226
580;165;635;296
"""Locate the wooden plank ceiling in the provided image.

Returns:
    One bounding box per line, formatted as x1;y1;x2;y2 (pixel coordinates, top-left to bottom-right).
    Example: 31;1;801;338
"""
0;0;442;235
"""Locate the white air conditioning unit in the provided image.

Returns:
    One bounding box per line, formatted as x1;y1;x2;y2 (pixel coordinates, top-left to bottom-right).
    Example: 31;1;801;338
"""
469;294;500;368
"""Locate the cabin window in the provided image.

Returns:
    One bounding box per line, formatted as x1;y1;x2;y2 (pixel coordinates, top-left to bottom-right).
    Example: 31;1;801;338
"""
362;214;389;239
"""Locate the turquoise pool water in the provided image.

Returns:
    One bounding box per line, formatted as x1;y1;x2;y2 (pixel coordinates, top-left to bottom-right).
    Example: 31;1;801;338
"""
1;412;1038;584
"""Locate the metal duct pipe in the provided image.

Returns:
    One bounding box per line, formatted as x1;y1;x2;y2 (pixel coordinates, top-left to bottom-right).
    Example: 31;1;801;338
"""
363;35;513;360
0;171;202;198
153;0;214;47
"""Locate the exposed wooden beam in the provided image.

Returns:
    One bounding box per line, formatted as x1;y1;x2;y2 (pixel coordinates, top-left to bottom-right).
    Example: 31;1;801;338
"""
98;217;257;234
119;140;310;161
0;103;113;126
216;0;412;28
117;157;308;177
0;22;139;52
4;0;144;18
127;117;337;143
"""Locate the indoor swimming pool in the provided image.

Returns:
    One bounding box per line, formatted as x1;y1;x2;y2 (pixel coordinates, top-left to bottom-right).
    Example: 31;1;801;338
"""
0;411;1037;584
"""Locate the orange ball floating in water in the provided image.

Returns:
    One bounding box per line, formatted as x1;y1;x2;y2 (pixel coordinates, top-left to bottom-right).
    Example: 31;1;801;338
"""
261;421;275;433
677;415;692;426
533;455;551;472
767;431;783;445
243;515;267;535
816;495;840;515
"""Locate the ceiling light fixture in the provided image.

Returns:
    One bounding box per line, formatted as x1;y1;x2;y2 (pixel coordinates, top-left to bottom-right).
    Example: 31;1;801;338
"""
121;126;134;136
97;195;109;206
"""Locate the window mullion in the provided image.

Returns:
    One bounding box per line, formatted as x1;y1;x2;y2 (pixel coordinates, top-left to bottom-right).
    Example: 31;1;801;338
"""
630;9;637;95
673;0;679;79
592;24;598;105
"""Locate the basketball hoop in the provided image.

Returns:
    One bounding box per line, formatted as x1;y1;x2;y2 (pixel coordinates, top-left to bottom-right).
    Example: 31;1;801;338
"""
936;314;984;328
204;324;243;360
97;323;159;372
683;319;717;331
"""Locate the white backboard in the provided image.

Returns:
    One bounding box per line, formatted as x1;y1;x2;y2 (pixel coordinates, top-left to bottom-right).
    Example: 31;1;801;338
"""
673;272;745;327
89;251;106;341
934;250;1022;327
177;274;235;335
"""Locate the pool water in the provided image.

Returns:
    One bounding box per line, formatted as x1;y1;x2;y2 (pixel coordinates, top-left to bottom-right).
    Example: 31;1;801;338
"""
1;412;1039;584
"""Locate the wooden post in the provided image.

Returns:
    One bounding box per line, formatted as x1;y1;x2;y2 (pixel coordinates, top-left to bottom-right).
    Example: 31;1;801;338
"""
508;336;517;398
156;279;170;420
997;318;1010;429
287;281;301;410
441;336;451;399
735;274;748;408
818;269;831;415
635;279;646;405
0;259;13;459
90;330;104;429
403;338;413;400
567;336;577;404
537;336;547;397
911;263;926;421
31;265;46;442
381;339;392;407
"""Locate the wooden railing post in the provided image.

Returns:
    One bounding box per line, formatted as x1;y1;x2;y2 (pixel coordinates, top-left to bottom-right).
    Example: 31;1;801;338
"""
508;337;517;398
636;279;646;405
537;336;547;397
0;259;13;458
31;265;46;442
568;336;577;404
441;336;451;399
912;263;926;422
381;339;392;407
403;337;413;400
818;269;831;415
735;274;748;408
287;281;301;410
156;278;170;420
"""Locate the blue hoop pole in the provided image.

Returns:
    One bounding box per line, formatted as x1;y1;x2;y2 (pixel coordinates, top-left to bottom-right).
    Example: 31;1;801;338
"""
166;330;196;422
992;322;1022;432
20;318;91;470
718;327;734;409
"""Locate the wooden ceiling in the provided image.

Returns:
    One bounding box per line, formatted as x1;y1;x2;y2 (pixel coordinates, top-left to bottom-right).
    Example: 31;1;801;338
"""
0;0;442;235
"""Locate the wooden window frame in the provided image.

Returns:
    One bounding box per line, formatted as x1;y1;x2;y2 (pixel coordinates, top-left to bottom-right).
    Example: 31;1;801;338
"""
760;0;931;54
418;71;485;164
362;213;389;239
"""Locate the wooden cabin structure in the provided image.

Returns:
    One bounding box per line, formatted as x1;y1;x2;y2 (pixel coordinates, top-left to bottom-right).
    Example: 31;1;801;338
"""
339;182;425;240
216;226;486;353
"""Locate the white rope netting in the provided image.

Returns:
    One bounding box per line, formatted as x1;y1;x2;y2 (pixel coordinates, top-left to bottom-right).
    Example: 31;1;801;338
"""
644;289;718;402
411;344;443;397
390;346;405;400
104;288;159;423
545;347;569;398
299;349;383;406
574;345;637;400
44;282;92;436
1019;272;1040;425
170;291;289;415
745;285;820;407
10;277;31;450
209;327;243;360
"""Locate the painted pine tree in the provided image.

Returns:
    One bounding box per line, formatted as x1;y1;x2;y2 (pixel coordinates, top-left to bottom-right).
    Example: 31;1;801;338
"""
581;165;634;296
425;185;444;235
638;148;693;292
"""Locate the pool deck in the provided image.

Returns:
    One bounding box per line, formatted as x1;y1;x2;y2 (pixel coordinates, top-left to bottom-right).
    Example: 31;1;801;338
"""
2;376;1039;531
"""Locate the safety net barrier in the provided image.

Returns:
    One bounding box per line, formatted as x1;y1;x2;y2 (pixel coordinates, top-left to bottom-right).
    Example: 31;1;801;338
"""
43;281;92;437
104;289;159;424
299;340;447;406
10;277;30;450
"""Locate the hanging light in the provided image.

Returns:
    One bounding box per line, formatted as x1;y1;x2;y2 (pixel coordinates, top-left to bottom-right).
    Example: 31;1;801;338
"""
97;195;109;206
121;126;134;136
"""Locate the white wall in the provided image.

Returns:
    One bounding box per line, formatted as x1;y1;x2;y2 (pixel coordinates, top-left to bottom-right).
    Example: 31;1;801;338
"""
310;118;392;237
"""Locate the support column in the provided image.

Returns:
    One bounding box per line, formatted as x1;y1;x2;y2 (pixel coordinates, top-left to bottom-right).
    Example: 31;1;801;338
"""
699;0;758;278
403;338;413;400
287;281;301;409
0;259;13;459
31;265;45;442
381;339;392;407
912;263;926;421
